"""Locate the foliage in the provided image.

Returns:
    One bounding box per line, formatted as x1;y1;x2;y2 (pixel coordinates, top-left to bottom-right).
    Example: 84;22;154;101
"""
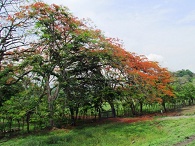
172;70;195;106
0;0;187;135
175;69;194;78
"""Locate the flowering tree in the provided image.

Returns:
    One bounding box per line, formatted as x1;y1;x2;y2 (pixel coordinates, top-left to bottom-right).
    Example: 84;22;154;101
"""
0;1;176;131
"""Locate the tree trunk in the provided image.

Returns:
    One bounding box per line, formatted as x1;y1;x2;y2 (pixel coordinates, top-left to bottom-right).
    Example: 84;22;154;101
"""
139;101;143;115
69;107;75;126
17;119;20;130
2;118;5;133
130;102;136;115
108;101;116;118
0;52;4;71
8;118;12;132
48;101;54;128
189;99;191;106
22;117;25;130
26;112;30;133
162;102;167;112
94;107;97;120
75;105;79;121
46;76;59;128
98;108;101;119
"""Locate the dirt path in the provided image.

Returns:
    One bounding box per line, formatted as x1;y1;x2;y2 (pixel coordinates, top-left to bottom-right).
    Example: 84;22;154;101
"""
158;115;195;120
106;116;153;124
175;105;195;115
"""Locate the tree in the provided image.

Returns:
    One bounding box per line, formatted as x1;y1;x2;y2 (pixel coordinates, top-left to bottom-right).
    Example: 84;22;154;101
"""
1;77;42;133
0;1;177;134
173;82;195;106
21;2;116;126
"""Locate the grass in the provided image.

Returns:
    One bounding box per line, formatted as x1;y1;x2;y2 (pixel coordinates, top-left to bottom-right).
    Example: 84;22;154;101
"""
1;117;195;146
188;140;195;146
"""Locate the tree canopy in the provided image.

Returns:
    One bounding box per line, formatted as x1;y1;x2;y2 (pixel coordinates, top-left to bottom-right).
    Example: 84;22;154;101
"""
1;1;191;133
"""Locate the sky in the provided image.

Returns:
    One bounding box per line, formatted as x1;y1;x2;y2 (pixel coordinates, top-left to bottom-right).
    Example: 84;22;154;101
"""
44;0;195;72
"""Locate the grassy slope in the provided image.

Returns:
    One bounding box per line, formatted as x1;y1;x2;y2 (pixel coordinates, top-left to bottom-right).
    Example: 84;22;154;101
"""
1;117;195;146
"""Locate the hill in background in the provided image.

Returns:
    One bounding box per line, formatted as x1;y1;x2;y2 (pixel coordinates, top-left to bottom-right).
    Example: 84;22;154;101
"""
172;69;195;85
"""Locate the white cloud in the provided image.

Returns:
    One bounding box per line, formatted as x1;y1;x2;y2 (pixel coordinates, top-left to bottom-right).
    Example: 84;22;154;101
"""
146;54;168;68
147;54;164;62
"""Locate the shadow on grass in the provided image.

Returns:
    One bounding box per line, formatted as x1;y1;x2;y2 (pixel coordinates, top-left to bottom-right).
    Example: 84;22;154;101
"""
2;105;195;145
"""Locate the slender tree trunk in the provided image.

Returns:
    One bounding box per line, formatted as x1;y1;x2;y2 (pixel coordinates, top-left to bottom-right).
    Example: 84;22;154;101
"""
48;101;54;128
108;101;116;118
98;108;101;119
26;112;30;133
139;101;143;115
17;119;20;130
189;99;191;106
8;118;12;132
69;107;75;126
75;106;79;121
162;102;167;112
2;118;5;136
75;103;80;121
94;107;97;120
22;117;25;130
130;102;136;115
0;52;3;71
3;118;5;133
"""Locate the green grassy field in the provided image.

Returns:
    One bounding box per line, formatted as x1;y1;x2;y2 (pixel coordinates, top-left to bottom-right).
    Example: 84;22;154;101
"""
1;116;195;146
